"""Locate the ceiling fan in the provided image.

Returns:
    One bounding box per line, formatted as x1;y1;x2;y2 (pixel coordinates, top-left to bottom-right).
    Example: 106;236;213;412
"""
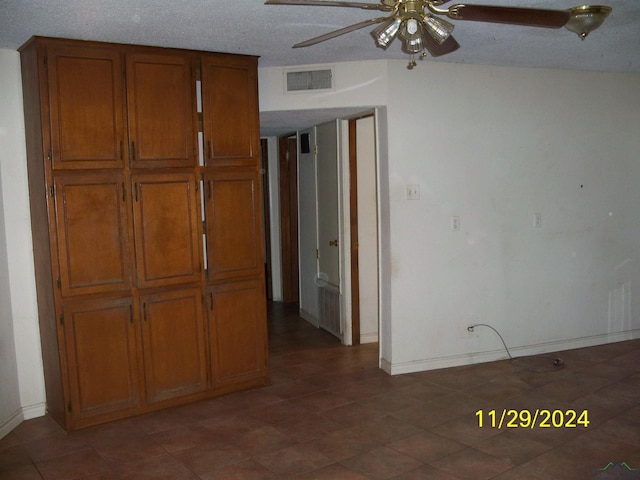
265;0;612;68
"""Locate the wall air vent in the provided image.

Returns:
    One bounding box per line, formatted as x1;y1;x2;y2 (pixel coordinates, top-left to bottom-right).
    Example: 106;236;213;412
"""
285;68;333;93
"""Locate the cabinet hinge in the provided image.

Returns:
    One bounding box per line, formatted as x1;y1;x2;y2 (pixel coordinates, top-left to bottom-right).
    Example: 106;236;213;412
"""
316;249;319;259
49;185;55;198
43;56;47;67
59;314;64;326
314;144;319;156
67;401;72;413
56;276;61;289
47;150;52;162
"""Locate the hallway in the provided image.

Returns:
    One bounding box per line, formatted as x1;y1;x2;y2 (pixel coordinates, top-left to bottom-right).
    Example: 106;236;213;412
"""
1;303;639;479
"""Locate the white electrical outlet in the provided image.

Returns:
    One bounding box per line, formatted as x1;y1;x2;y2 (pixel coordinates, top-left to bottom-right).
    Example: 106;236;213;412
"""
534;213;542;228
406;185;420;200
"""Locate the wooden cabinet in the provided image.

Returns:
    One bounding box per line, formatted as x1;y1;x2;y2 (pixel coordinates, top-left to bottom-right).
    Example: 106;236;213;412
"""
20;37;268;431
140;288;207;404
53;174;132;296
208;279;268;385
126;54;196;168
63;297;141;424
204;168;264;281
201;56;259;166
46;46;126;170
131;173;202;288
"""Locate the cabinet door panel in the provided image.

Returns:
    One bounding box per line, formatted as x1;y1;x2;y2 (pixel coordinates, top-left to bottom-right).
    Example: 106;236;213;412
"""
132;174;202;288
47;46;125;169
140;288;207;403
64;297;140;420
54;175;132;297
126;54;196;168
208;279;268;384
201;57;258;166
205;169;264;281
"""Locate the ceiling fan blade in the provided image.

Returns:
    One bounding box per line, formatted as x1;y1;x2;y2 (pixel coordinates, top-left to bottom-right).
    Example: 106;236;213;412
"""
265;0;393;11
447;4;570;28
423;34;460;57
293;16;388;48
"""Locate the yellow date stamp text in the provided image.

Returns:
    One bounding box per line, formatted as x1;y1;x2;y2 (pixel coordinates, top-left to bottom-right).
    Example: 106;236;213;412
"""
476;409;590;429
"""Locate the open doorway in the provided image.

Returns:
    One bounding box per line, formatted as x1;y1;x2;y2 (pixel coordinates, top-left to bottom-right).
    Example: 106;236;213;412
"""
348;115;379;346
263;111;380;348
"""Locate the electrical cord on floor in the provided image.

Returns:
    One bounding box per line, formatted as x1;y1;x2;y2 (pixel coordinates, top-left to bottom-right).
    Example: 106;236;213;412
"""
467;323;564;370
468;323;513;359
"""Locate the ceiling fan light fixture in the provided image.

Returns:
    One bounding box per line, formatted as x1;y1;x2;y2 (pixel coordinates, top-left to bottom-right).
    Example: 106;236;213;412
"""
564;5;612;40
422;14;455;45
402;34;426;54
371;16;402;49
399;15;423;41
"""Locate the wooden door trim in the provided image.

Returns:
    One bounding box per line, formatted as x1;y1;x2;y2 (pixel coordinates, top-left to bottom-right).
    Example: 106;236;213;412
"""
279;134;299;303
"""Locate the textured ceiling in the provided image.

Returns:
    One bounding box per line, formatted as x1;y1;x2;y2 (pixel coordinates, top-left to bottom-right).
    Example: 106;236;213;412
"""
1;0;638;71
1;0;639;135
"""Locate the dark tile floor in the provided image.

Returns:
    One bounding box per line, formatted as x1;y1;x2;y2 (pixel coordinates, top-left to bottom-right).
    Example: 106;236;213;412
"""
2;302;640;479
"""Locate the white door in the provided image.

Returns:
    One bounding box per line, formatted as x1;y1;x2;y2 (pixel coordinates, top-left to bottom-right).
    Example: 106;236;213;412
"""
316;122;340;289
297;128;320;324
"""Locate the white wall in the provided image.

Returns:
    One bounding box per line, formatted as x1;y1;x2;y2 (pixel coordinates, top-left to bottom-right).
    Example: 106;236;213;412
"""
0;50;46;435
383;61;640;373
260;59;640;374
0;166;22;438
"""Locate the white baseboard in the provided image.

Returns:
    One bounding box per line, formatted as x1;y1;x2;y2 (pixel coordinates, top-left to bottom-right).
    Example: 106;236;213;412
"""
360;332;379;344
22;402;46;420
381;329;640;376
0;401;47;440
299;308;319;328
0;408;24;440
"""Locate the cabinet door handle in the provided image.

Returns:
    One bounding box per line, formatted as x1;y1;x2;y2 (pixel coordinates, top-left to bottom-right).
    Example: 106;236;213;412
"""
120;140;124;160
208;180;212;200
143;302;147;322
329;239;339;247
207;140;212;162
129;304;134;324
131;141;136;163
122;182;126;202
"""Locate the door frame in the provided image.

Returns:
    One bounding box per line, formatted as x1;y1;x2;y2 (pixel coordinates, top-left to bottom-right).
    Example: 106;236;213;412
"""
346;113;379;347
260;139;273;300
